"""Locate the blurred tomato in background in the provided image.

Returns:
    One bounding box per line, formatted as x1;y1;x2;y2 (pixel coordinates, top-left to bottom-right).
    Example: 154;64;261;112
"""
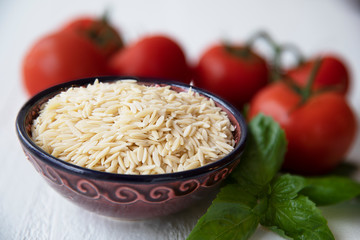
61;15;124;59
109;34;192;83
248;81;357;175
194;43;269;110
22;15;123;96
22;31;112;96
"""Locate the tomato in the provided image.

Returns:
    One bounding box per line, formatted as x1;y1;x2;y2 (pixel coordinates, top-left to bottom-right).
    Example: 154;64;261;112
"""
22;31;112;96
61;15;124;59
285;55;350;94
194;44;269;110
109;35;191;83
248;81;357;175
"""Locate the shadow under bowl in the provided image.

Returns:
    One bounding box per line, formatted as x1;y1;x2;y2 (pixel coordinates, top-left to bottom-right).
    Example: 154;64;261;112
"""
15;76;247;220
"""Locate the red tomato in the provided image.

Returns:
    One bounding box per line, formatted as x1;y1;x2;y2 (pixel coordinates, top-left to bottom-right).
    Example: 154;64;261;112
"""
248;82;357;175
61;16;123;59
22;31;112;96
109;35;191;83
194;44;269;110
286;55;350;94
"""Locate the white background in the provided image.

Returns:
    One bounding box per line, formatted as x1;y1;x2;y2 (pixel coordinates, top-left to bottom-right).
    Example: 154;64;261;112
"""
1;0;360;239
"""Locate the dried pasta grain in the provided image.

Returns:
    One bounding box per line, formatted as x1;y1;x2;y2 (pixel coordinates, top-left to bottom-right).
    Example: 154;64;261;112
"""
32;80;236;175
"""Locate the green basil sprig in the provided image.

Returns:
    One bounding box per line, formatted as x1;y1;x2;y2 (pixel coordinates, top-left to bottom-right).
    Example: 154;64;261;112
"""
187;114;360;240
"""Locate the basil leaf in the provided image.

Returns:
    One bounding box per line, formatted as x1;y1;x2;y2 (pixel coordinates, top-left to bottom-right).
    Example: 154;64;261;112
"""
229;114;287;196
300;176;360;206
215;184;258;206
270;174;306;202
261;195;334;240
187;185;260;240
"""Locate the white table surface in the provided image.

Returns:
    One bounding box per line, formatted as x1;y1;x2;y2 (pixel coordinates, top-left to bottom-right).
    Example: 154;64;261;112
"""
1;0;360;239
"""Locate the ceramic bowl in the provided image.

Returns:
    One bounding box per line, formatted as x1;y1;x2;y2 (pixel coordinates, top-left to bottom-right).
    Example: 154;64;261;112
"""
16;76;247;220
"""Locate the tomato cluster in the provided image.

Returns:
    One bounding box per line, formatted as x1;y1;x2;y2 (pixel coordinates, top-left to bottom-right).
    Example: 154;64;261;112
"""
22;15;192;96
22;16;122;96
22;15;357;175
245;47;356;175
195;37;356;175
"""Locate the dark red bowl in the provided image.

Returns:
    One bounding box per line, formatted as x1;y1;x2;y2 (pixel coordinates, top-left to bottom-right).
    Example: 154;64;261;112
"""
16;76;247;220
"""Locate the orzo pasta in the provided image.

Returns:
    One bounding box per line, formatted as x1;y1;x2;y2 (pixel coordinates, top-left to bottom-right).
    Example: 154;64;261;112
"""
31;79;235;175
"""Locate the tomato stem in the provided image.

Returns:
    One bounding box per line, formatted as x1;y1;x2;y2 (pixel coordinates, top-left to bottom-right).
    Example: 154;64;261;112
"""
246;31;281;81
84;12;124;54
246;31;306;82
246;31;277;50
224;43;251;59
280;43;305;66
300;58;322;104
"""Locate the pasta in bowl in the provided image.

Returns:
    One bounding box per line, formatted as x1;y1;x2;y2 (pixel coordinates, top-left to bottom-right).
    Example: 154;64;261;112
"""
16;76;247;220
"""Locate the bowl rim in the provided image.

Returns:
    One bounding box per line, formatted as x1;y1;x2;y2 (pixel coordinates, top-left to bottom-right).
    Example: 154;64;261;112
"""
16;76;247;184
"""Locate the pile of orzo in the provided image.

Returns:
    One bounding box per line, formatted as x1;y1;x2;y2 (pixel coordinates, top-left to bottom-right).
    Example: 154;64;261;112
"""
31;79;235;175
